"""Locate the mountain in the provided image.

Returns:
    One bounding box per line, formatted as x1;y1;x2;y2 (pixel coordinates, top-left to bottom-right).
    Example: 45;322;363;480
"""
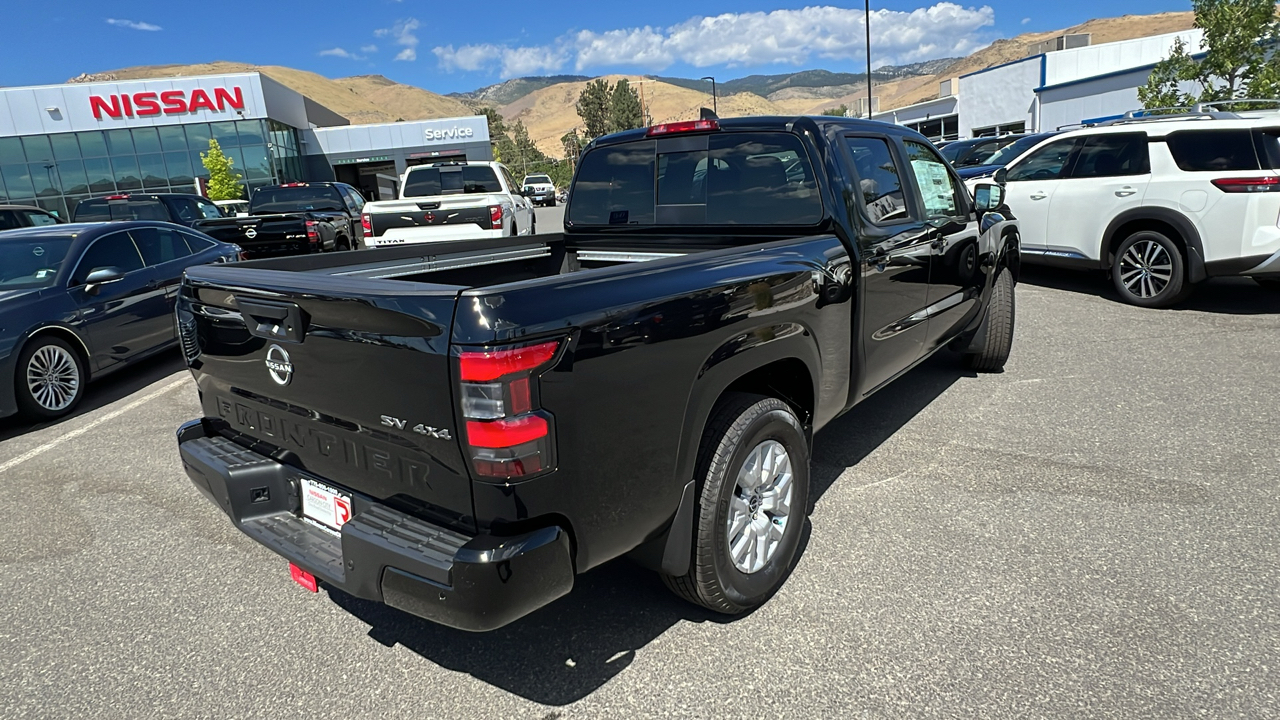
449;75;592;108
874;58;962;79
65;61;474;125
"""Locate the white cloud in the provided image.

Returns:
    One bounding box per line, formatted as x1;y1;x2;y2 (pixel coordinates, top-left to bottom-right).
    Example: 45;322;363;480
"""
105;18;161;31
376;19;419;62
360;45;378;53
430;3;994;77
1022;17;1031;24
319;47;360;59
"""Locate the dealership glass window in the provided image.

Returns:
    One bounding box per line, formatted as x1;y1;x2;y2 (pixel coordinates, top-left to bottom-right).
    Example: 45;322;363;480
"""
50;134;82;161
21;135;54;163
37;197;68;220
190;150;210;179
236;120;265;146
164;152;194;187
132;127;163;155
56;161;89;195
240;145;272;182
210;121;239;147
105;129;134;156
111;156;142;191
138;154;168;189
76;131;109;158
185;123;212;152
1;165;35;198
83;158;115;193
221;146;246;179
0;138;25;165
29;164;59;197
158;125;188;153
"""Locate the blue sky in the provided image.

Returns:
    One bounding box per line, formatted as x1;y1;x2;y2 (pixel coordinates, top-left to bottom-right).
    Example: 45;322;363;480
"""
4;0;1189;94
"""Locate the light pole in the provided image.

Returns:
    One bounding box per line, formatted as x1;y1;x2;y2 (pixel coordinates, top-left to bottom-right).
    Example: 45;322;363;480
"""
864;0;873;119
701;76;718;115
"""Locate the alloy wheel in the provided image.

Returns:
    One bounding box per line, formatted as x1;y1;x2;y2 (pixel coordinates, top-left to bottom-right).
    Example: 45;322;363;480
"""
26;345;80;412
1118;239;1173;299
725;439;794;574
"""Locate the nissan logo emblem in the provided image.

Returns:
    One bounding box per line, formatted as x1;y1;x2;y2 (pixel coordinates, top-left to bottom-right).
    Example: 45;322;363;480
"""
265;344;293;386
245;227;258;239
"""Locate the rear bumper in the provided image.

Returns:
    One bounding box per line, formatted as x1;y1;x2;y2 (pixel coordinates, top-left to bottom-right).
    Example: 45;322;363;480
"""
366;226;504;246
176;419;574;632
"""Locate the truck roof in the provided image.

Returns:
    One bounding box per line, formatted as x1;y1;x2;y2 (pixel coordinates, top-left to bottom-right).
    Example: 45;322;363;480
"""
587;115;921;150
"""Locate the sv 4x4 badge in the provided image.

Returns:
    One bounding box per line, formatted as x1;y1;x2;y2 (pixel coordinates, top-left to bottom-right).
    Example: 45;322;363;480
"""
380;415;452;440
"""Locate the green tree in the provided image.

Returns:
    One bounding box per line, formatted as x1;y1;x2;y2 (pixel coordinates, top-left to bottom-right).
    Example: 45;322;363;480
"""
821;104;849;117
561;129;584;167
504;120;550;177
610;79;645;133
1141;0;1280;109
200;139;243;201
576;79;614;140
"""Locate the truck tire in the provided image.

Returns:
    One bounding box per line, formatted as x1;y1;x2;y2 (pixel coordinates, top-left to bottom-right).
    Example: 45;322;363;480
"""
15;336;86;420
1111;230;1189;307
662;393;809;614
964;266;1014;372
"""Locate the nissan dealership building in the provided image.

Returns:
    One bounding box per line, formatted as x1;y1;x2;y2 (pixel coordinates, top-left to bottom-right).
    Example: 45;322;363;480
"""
0;72;492;218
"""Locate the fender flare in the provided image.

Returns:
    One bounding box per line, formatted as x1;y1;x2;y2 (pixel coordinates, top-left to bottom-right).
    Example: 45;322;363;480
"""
1100;207;1206;283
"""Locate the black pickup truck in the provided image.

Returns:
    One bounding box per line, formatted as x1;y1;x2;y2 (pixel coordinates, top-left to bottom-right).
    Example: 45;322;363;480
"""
192;182;366;258
175;116;1019;632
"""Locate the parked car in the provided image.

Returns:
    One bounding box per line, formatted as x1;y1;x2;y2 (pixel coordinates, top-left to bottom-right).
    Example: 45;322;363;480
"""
0;204;64;230
73;193;226;227
956;132;1061;186
174;116;1019;632
361;161;535;247
0;221;239;420
191;182;365;258
1000;111;1280;306
939;135;1020;169
521;173;557;206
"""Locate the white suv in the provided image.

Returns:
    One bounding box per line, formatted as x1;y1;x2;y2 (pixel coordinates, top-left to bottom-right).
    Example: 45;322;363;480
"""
1000;111;1280;306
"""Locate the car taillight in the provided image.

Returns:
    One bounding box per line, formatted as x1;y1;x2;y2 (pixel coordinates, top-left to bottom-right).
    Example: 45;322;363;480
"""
490;205;503;230
361;213;372;233
647;119;720;136
305;220;319;243
1211;176;1280;193
458;339;562;480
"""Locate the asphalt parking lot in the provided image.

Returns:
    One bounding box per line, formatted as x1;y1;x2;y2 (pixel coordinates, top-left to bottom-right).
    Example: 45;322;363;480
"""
2;206;1277;719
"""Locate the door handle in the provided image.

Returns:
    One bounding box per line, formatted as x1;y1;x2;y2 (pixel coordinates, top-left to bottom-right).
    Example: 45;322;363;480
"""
1029;192;1047;200
146;279;160;289
1115;188;1136;197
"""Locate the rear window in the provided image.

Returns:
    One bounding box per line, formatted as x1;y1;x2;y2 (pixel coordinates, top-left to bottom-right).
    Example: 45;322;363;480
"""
74;198;169;222
569;132;822;226
523;175;552;185
403;166;503;197
1166;130;1260;171
250;186;344;213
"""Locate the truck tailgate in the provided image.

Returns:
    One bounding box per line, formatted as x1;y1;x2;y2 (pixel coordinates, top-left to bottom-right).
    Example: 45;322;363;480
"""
193;214;313;258
366;197;500;245
177;264;475;531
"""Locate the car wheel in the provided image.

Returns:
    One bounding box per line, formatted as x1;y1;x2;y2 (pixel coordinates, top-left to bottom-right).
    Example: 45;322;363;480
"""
15;336;85;420
661;393;809;614
1254;277;1280;292
336;235;351;252
964;266;1014;372
1111;230;1189;308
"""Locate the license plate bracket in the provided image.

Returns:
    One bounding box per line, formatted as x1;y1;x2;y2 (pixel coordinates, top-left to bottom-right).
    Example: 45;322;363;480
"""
299;477;352;531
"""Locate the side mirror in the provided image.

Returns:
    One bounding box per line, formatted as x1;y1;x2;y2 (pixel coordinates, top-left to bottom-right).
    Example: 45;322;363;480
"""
993;167;1008;186
83;267;124;295
973;184;1005;214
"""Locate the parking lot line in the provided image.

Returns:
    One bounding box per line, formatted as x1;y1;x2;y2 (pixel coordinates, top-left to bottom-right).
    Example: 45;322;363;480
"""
0;377;188;475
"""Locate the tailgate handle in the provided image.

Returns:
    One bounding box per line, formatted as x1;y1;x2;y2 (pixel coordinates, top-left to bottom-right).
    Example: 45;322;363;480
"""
236;298;308;344
416;202;441;210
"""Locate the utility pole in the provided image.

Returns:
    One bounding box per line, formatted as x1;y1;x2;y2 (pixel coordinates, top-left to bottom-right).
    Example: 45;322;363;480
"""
864;0;873;119
701;76;718;115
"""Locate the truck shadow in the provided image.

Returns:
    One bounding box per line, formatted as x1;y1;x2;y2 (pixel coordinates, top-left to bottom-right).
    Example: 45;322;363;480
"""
326;353;967;706
1019;266;1280;315
0;348;187;443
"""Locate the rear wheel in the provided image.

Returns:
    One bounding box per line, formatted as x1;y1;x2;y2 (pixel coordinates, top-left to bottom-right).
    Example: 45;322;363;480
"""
661;393;810;614
1111;231;1189;308
964;266;1014;372
15;337;85;420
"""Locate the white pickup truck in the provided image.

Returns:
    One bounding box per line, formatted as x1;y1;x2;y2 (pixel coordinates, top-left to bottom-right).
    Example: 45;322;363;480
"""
521;173;557;207
360;161;536;247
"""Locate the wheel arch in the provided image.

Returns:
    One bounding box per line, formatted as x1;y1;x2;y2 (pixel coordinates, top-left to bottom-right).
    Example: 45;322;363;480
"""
1100;208;1206;283
17;324;92;377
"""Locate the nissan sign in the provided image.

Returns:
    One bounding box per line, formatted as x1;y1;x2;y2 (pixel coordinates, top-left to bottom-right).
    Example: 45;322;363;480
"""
90;87;246;120
424;126;475;143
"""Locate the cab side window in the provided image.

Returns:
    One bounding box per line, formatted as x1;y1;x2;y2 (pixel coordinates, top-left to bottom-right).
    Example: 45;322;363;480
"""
903;140;963;218
844;136;908;224
194;198;224;219
1006;138;1079;182
72;232;145;284
130;226;194;265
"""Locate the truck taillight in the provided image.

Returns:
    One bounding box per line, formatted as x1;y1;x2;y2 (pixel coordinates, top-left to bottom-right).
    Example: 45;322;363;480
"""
458;339;562;480
305;220;319;243
361;214;371;233
489;205;503;230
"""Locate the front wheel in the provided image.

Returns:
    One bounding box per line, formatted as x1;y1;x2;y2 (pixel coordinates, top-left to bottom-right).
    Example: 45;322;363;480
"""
1111;231;1189;307
15;337;86;420
964;266;1014;372
662;393;810;614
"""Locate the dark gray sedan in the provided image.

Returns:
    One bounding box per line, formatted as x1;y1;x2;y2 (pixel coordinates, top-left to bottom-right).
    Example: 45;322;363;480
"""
0;221;239;420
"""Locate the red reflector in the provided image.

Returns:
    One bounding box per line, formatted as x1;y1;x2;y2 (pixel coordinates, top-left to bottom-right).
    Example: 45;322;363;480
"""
509;377;532;415
1211;176;1280;192
460;340;560;381
647;119;720;136
466;415;549;448
289;563;318;592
